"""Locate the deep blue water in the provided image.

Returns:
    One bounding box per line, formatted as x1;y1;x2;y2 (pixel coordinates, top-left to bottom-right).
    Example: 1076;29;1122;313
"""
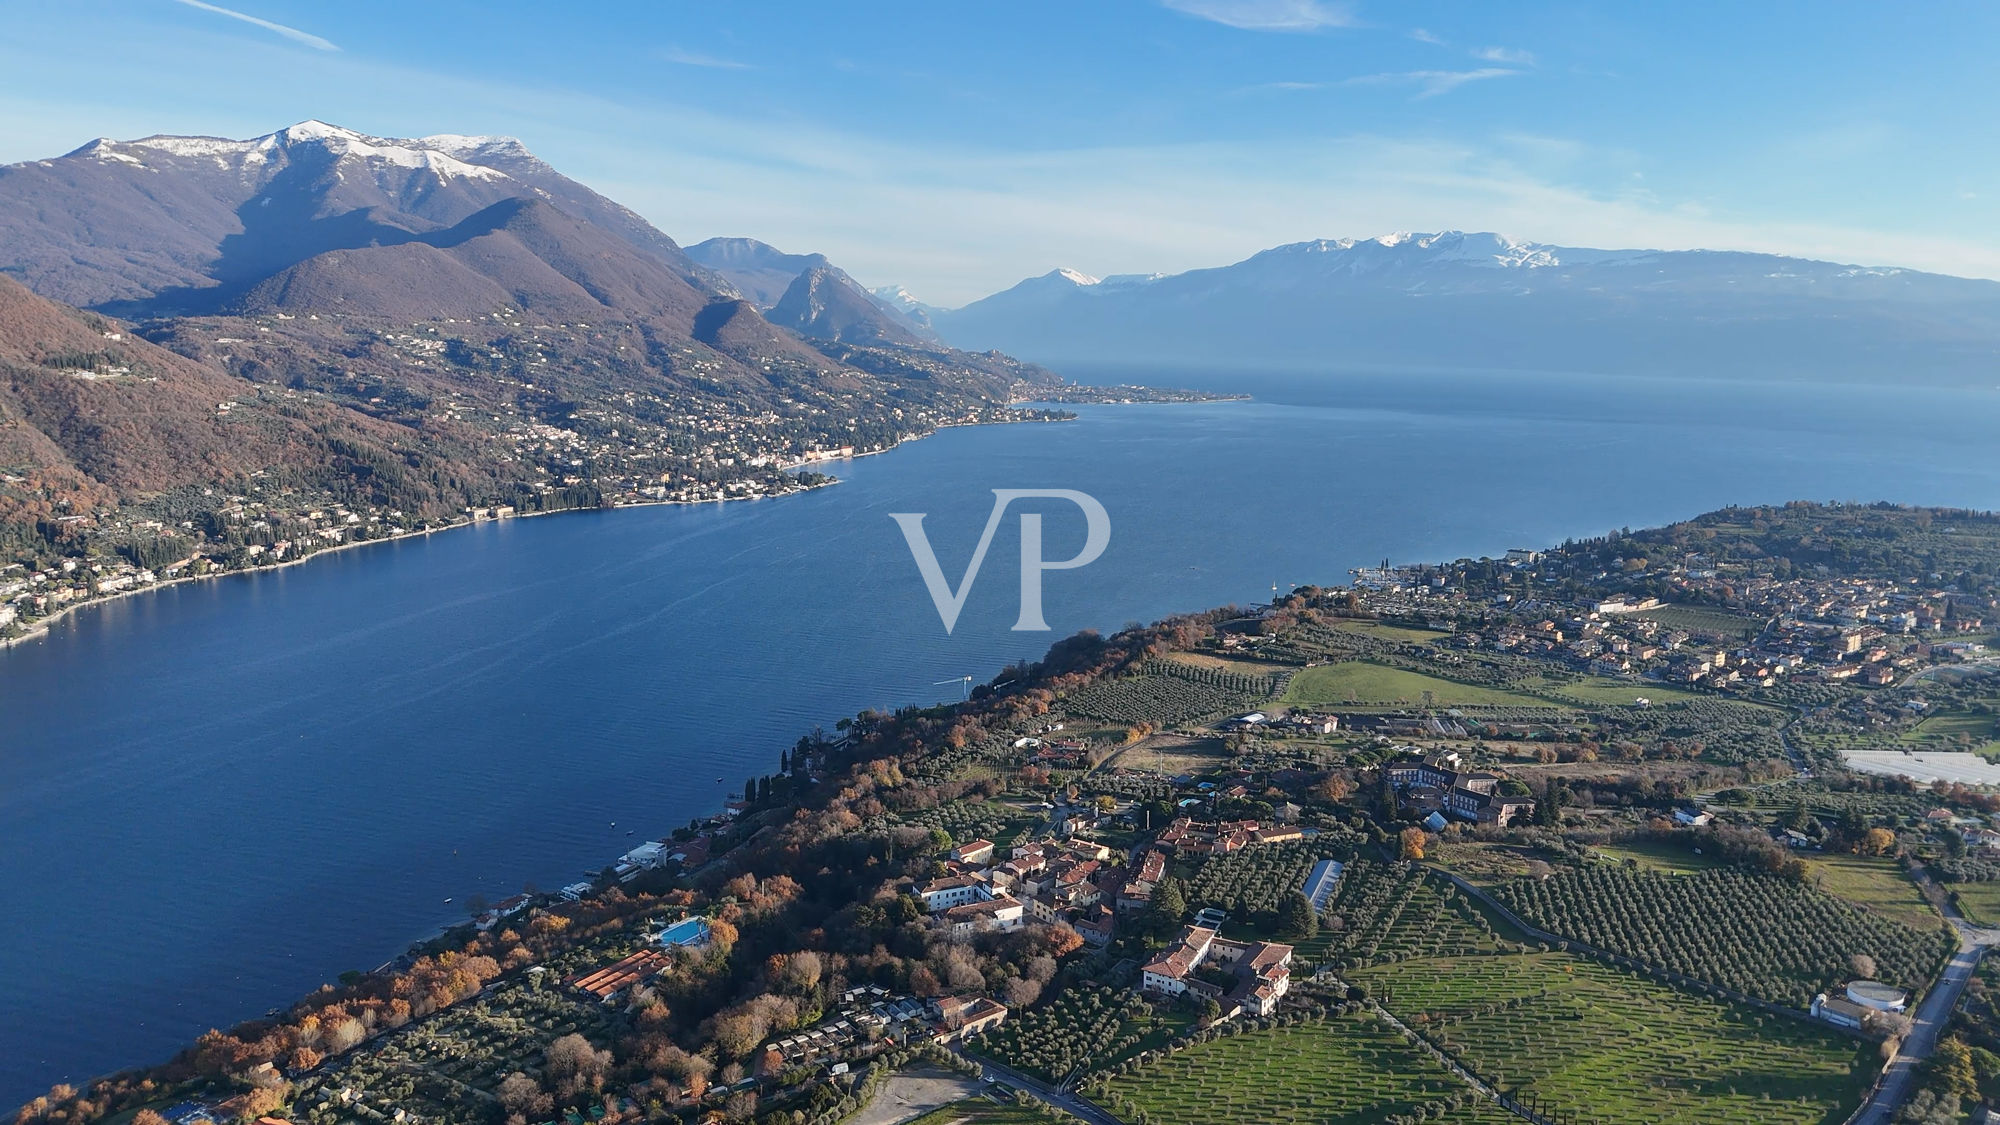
5;368;2000;1103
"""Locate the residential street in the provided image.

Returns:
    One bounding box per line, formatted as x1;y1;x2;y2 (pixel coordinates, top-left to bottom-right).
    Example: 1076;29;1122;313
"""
964;1054;1125;1125
1849;871;1999;1125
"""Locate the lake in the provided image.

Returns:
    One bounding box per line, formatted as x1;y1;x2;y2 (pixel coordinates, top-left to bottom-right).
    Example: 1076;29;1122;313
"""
5;368;2000;1103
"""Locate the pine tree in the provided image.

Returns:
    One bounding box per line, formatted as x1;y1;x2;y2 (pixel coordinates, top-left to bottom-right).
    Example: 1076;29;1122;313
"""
1150;876;1189;935
1280;891;1319;939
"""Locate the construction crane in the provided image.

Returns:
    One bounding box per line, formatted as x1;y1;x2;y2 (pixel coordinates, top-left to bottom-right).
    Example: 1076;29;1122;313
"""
933;674;974;701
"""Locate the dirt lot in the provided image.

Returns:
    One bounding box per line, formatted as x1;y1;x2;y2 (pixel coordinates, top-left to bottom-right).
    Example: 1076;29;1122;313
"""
849;1065;984;1125
1104;732;1232;775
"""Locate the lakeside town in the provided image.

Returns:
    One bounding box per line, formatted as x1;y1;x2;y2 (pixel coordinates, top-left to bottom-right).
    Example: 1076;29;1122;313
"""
21;501;2000;1125
0;364;1079;646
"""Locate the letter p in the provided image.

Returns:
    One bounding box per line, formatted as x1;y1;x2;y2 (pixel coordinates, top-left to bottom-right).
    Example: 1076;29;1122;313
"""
1004;489;1111;631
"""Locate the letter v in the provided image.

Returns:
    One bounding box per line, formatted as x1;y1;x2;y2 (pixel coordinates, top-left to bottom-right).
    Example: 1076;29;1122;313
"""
889;492;1016;634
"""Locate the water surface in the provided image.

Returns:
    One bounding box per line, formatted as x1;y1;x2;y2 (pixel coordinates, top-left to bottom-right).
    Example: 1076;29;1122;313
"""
5;369;2000;1102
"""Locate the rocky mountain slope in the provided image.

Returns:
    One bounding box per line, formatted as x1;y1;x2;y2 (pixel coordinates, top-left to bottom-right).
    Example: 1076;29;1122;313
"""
686;237;938;343
0;123;1058;584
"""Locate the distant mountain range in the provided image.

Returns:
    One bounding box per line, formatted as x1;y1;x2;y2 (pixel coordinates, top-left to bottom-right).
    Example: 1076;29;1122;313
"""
918;231;2000;385
0;122;1049;552
686;238;938;344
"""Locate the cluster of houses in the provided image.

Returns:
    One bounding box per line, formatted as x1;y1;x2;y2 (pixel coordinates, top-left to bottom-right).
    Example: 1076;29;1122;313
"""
1156;816;1306;856
1349;544;1994;694
1385;750;1537;827
1140;919;1294;1019
761;988;1008;1072
914;836;1126;944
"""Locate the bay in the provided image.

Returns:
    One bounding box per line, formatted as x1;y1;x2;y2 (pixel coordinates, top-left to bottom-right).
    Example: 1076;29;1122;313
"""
4;367;2000;1103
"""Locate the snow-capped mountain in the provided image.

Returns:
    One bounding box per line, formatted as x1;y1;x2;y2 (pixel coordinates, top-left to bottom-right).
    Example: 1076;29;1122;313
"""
929;232;2000;386
0;120;704;311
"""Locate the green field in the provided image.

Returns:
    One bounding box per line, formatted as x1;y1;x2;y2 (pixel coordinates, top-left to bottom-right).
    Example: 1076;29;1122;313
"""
1281;662;1553;709
1320;618;1453;644
1544;677;1708;706
1899;701;2000;758
1636;604;1764;638
1804;854;1941;930
1096;1014;1517;1125
1949;881;2000;928
1592;838;1729;875
1350;954;1868;1125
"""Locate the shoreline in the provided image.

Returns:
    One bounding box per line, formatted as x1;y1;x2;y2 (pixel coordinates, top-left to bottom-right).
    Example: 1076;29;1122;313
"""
1;487;827;651
0;400;1227;654
0;415;1030;653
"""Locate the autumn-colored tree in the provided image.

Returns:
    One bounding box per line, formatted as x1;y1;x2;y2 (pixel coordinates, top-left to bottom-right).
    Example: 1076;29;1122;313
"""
1314;772;1354;803
322;1015;366;1053
1861;827;1897;856
498;1073;555;1120
544;1033;611;1104
237;1084;288;1118
778;950;823;993
1400;826;1429;861
288;1045;322;1072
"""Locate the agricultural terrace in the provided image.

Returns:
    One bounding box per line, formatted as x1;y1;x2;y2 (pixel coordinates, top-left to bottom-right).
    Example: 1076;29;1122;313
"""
1280;662;1550;710
1063;660;1278;727
1303;860;1507;968
971;985;1179;1085
1181;840;1349;928
886;799;1043;851
1094;1012;1519;1125
291;981;617;1125
1493;866;1953;1007
1350;953;1868;1125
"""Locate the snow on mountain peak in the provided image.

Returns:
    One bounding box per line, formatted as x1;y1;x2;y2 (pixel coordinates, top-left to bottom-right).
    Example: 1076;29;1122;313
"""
870;285;929;310
1274;231;1565;269
1053;267;1101;286
277;119;365;144
81;122;514;182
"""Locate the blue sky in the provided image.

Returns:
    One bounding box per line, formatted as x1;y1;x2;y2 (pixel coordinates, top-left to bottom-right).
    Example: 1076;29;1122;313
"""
4;0;1998;303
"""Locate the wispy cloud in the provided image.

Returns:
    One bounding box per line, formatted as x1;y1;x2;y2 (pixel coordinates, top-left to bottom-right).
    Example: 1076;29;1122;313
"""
1473;46;1536;66
1345;67;1521;98
169;0;336;51
660;46;752;70
1161;0;1354;32
1409;28;1447;46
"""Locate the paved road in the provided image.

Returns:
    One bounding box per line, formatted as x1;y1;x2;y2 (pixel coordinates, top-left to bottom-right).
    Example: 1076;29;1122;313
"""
1849;883;1998;1125
964;1055;1124;1125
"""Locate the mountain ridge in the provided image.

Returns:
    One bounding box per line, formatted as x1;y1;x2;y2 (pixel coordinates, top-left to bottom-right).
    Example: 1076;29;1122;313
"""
922;230;2000;384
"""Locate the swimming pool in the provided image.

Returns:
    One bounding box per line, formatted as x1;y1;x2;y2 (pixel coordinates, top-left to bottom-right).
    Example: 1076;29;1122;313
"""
658;917;711;947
